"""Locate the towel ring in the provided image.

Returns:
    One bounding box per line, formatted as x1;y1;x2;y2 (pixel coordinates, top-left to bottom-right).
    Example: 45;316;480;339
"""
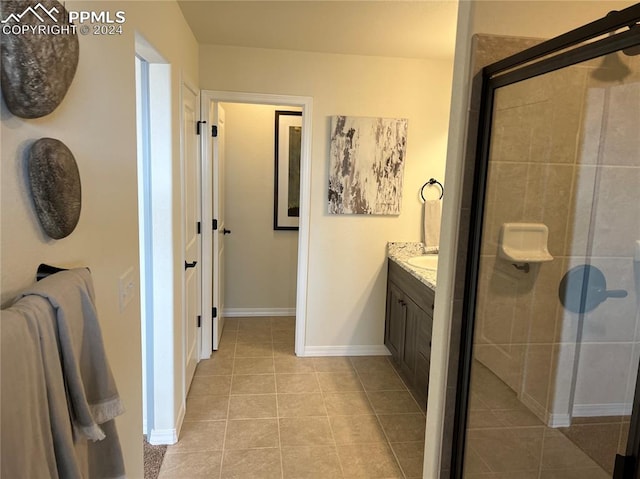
420;178;444;201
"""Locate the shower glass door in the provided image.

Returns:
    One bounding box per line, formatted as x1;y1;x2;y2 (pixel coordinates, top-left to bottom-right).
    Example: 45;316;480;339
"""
459;27;640;479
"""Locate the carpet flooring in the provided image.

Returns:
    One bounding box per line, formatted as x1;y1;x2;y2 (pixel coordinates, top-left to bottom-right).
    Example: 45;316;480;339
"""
144;438;167;479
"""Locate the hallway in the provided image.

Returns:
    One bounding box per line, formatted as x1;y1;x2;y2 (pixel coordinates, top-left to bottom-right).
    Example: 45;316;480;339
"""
158;316;425;478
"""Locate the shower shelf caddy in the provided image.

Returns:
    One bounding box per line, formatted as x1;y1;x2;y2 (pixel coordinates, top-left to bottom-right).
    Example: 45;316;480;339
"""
498;223;553;272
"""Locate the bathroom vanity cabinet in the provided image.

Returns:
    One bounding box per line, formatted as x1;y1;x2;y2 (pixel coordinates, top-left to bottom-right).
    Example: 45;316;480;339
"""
385;259;434;409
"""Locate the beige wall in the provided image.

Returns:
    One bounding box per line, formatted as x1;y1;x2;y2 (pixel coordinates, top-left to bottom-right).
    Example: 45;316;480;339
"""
222;102;299;312
426;1;638;477
200;46;454;351
0;1;198;475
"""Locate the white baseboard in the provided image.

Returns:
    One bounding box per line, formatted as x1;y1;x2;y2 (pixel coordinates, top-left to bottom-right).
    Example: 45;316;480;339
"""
147;402;185;445
573;402;632;418
147;428;177;445
224;308;296;317
523;403;632;429
302;345;391;357
547;413;571;428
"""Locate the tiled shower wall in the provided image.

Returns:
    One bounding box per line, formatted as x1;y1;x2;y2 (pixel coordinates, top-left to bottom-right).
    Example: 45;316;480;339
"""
566;65;640;419
474;63;588;419
441;34;640;476
475;52;640;426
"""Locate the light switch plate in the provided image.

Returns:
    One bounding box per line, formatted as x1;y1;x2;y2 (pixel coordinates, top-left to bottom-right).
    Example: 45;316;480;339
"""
119;267;135;312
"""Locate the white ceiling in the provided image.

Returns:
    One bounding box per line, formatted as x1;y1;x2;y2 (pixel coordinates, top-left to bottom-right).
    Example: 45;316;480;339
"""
177;1;459;60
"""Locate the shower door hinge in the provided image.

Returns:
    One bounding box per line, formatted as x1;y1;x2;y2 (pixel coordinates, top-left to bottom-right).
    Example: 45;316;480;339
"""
213;219;218;231
212;125;218;137
212;307;217;319
197;315;201;328
197;221;201;234
196;120;206;135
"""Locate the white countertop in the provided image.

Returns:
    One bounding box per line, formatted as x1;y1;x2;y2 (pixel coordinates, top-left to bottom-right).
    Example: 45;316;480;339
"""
387;242;437;290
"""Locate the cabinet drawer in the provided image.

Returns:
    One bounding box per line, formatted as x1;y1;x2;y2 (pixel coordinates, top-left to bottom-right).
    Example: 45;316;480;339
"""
388;260;434;313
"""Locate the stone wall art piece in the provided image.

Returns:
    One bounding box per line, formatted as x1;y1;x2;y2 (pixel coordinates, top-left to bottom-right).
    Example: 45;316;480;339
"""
1;0;79;118
328;115;408;215
28;138;81;239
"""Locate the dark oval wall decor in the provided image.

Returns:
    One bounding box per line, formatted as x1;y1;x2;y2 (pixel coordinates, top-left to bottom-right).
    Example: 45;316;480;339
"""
0;0;79;118
28;138;81;239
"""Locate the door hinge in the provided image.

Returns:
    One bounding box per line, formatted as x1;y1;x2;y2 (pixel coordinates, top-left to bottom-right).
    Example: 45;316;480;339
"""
212;307;217;318
196;120;206;135
212;125;218;137
213;219;218;231
197;221;201;234
197;315;201;328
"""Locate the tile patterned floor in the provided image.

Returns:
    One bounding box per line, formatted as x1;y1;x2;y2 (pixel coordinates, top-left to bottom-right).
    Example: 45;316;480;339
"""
464;361;611;479
158;316;425;479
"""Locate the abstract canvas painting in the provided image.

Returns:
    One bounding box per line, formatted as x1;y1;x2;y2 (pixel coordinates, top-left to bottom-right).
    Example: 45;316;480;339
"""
328;116;408;215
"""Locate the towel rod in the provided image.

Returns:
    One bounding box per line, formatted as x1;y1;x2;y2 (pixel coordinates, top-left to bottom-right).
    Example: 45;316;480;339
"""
420;178;444;201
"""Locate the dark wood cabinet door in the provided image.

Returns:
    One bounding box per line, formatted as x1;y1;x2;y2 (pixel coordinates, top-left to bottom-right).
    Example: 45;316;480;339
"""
415;350;430;408
385;281;406;362
385;259;434;410
402;296;420;378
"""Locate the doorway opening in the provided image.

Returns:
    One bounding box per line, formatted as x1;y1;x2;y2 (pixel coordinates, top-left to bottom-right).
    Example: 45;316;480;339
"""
220;102;300;317
135;34;174;443
200;91;313;357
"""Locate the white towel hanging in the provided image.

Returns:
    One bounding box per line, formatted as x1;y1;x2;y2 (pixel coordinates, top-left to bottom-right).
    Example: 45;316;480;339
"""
423;199;441;252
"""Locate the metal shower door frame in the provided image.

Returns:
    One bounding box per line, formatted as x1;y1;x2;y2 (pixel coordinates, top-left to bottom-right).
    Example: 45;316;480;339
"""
452;4;640;478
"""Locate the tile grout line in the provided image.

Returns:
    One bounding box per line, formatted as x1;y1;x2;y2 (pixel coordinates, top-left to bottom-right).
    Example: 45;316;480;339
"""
318;365;346;479
466;443;494;475
352;356;410;479
386;356;426;479
216;330;237;479
273;322;286;479
192;319;422;478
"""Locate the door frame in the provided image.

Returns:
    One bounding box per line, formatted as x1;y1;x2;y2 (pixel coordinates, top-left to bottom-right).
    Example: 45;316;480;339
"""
199;90;313;358
451;4;640;478
135;33;176;443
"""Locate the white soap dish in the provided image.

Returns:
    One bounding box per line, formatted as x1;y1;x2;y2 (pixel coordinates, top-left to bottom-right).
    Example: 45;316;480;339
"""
498;223;554;263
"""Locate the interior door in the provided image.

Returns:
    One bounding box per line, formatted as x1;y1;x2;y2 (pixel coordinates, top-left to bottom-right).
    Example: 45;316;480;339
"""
182;82;201;390
209;102;226;350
